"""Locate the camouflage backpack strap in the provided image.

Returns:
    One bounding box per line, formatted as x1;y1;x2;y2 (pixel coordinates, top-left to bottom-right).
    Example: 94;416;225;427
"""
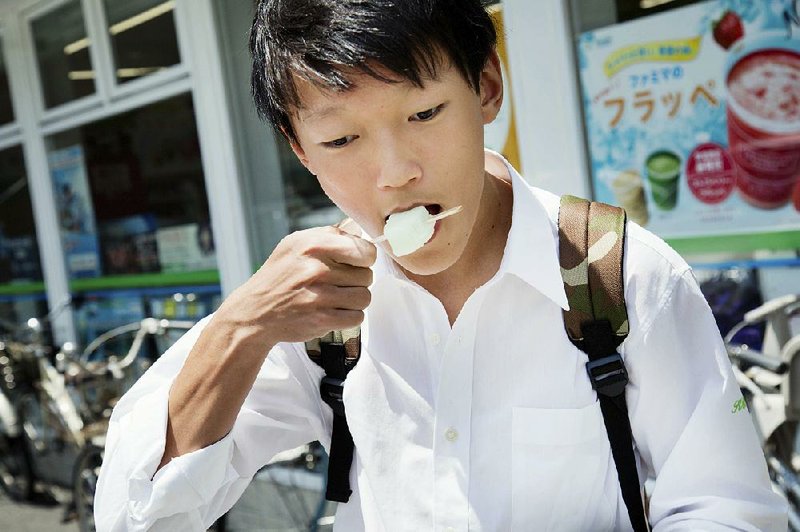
558;195;628;351
305;326;361;503
558;195;649;532
305;326;362;366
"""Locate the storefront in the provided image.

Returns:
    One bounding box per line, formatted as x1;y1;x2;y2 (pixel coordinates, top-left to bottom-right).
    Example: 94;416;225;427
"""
0;0;303;345
504;0;800;306
0;0;796;348
0;0;520;347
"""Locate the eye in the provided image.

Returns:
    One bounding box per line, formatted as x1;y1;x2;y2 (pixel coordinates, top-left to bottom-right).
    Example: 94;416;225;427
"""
322;135;357;149
411;104;445;122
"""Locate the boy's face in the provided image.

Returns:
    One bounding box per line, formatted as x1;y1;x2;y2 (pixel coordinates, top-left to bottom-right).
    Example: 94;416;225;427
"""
289;52;503;276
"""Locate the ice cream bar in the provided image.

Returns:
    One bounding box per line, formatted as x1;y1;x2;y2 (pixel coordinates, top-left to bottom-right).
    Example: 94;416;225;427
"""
382;205;462;256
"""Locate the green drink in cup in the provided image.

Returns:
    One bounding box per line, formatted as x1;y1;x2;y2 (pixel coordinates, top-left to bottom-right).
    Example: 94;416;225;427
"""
646;150;681;210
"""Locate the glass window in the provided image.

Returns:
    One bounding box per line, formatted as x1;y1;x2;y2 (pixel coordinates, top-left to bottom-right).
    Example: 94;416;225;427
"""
213;0;342;268
74;287;220;361
0;146;43;284
0;295;48;336
277;140;343;232
46;93;216;279
0;38;14;125
571;0;706;32
103;0;181;84
32;0;95;109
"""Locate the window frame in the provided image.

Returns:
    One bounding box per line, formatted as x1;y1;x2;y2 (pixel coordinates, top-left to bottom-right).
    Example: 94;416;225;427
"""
94;0;191;102
0;28;20;140
22;0;105;122
0;0;253;345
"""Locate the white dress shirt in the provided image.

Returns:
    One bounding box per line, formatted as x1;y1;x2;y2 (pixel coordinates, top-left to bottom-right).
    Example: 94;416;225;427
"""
95;151;787;531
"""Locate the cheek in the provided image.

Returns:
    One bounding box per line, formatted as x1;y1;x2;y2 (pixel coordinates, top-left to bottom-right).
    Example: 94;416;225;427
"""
317;174;375;226
317;175;355;214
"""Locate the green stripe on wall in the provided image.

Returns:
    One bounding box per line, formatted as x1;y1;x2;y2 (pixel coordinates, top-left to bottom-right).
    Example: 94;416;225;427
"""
69;270;220;292
666;231;800;255
0;282;46;296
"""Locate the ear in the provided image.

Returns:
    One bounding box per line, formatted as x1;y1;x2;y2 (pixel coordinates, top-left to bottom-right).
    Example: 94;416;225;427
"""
284;128;316;175
479;49;504;125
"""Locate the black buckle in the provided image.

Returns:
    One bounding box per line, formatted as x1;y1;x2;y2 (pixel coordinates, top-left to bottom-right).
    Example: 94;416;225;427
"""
586;353;628;397
320;376;346;416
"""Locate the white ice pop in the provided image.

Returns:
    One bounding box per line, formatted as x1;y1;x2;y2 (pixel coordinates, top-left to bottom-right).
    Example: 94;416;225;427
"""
380;205;462;256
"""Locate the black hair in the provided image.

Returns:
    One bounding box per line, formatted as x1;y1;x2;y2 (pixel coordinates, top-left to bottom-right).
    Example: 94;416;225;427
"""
249;0;497;143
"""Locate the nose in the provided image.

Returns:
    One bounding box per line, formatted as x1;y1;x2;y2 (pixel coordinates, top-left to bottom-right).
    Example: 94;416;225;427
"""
375;134;422;190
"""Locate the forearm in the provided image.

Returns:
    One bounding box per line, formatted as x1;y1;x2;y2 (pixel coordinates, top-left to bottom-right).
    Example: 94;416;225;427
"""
158;310;274;470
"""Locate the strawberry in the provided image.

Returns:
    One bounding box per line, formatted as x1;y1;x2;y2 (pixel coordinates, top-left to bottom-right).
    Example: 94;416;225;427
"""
712;11;744;50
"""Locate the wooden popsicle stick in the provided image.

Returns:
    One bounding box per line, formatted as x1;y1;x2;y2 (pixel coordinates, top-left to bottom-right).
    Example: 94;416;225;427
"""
429;205;463;221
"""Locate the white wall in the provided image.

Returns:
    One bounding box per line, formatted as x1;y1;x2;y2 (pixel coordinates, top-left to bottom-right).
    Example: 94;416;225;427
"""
503;0;591;198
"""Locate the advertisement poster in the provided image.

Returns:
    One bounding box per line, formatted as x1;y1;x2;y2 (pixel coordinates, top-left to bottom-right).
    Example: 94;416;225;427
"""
578;1;800;246
4;236;42;282
49;145;101;277
99;214;160;275
155;222;217;273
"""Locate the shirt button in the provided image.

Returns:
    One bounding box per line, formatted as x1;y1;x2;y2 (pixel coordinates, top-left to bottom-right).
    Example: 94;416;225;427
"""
430;333;441;346
445;428;458;442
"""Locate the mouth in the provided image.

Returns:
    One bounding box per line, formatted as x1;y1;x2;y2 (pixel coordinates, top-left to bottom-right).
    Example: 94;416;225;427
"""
384;203;442;222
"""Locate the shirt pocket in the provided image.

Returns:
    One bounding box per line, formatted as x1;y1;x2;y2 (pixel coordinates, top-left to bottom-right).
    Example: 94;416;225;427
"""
511;401;615;532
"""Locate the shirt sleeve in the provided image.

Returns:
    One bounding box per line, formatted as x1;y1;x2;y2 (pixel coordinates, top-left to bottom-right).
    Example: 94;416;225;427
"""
93;314;330;532
623;269;788;531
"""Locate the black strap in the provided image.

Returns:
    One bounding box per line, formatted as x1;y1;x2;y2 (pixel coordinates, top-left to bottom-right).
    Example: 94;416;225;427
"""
582;320;649;532
317;342;356;502
326;411;355;502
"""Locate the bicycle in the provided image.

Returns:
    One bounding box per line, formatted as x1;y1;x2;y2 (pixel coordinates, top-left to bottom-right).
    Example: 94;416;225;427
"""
225;441;335;531
0;296;195;529
725;294;800;530
64;317;196;532
0;297;74;503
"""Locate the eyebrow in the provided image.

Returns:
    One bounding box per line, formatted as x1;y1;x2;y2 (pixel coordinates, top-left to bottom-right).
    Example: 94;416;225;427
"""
299;105;343;124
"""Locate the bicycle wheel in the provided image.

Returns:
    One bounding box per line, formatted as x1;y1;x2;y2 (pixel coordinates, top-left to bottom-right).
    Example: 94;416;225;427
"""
768;420;798;466
0;431;34;501
73;443;103;532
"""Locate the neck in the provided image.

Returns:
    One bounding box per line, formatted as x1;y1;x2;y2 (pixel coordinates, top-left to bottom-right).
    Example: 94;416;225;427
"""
406;169;513;325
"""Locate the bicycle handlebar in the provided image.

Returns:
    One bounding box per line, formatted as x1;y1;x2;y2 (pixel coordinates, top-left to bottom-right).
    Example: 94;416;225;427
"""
742;294;799;325
727;344;789;374
77;318;196;375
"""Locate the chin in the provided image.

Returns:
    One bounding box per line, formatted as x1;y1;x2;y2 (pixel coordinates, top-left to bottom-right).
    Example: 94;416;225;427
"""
390;238;465;277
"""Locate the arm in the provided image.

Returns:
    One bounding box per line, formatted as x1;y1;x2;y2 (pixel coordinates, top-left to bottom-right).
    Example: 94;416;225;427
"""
625;269;787;531
94;226;375;531
161;226;375;468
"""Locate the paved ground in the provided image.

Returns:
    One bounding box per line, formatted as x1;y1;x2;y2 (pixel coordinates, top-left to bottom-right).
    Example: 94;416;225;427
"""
0;466;335;532
0;488;76;532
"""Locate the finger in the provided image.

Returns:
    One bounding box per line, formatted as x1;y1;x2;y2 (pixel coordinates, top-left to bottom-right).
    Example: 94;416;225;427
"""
317;232;377;268
314;285;372;311
321;262;373;288
334;217;362;237
323;309;365;331
334;286;372;311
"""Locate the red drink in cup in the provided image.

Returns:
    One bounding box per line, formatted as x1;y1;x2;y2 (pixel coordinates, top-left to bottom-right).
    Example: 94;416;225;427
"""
725;35;800;209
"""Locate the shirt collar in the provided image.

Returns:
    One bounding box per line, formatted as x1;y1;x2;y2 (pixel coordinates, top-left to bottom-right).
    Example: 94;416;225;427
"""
370;149;569;311
492;150;569;310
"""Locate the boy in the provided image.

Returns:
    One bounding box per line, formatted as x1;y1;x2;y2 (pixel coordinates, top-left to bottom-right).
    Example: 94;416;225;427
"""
95;0;786;530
